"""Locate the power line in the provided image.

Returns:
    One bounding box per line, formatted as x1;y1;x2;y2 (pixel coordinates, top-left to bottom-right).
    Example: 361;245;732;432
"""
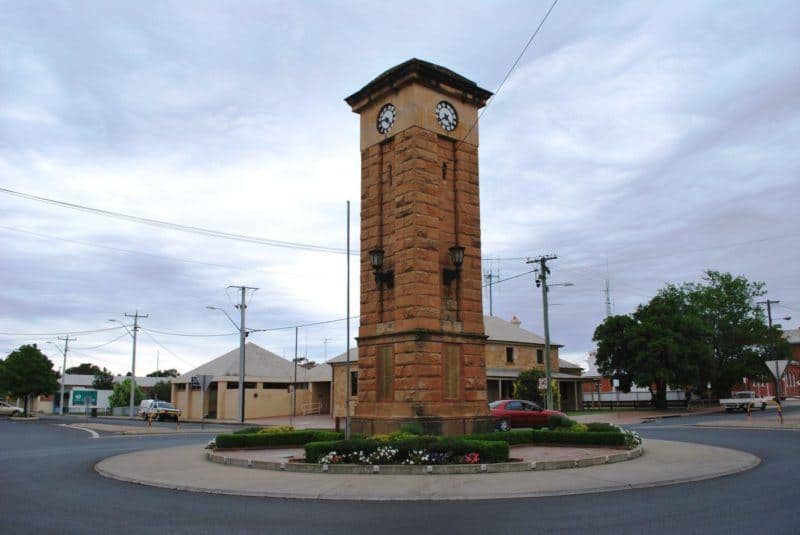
138;329;195;368
0;325;126;336
456;0;559;149
73;332;130;350
0;186;354;255
140;327;238;338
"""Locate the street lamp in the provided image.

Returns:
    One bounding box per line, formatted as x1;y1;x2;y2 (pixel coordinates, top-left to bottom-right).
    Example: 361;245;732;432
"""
109;318;140;420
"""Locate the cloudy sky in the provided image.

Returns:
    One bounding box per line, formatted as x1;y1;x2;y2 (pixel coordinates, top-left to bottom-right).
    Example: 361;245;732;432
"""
1;0;798;376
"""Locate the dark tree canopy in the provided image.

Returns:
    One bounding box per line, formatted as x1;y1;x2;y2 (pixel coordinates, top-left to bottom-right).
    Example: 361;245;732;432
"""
151;381;172;402
593;271;780;407
92;367;115;390
0;344;60;416
147;369;179;378
65;362;102;375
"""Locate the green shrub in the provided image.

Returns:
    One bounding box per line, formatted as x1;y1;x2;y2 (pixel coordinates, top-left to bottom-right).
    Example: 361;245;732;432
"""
585;422;620;433
465;429;533;445
399;421;425;435
215;430;343;449
547;414;577;429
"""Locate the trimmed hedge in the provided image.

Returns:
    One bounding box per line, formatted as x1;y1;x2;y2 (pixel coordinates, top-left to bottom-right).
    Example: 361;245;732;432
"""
585;422;619;433
232;426;263;435
466;429;627;448
304;436;509;464
216;430;342;449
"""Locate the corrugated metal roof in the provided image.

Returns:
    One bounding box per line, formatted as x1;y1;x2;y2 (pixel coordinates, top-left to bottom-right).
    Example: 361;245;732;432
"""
176;342;331;383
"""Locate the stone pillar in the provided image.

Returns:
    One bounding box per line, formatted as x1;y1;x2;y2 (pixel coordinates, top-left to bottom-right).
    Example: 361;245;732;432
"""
345;59;494;435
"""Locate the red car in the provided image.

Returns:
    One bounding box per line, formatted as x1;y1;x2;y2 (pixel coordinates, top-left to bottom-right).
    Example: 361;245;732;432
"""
489;399;565;431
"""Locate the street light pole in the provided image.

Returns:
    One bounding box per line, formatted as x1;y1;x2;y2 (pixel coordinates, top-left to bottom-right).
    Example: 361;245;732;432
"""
51;337;75;415
291;326;298;427
528;255;556;410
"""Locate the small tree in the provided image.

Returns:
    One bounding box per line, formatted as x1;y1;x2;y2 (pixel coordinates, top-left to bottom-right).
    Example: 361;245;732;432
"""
108;378;145;409
513;368;546;406
151;381;172;402
92;367;115;390
0;344;59;416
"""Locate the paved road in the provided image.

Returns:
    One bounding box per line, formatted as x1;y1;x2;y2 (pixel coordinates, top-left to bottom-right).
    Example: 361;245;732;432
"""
1;409;798;535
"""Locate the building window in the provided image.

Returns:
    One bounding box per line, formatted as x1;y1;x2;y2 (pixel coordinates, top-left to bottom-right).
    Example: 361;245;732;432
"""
350;371;358;397
506;347;514;364
176;383;186;391
227;382;239;389
537;349;544;365
443;345;461;400
244;382;257;389
295;382;309;390
377;345;393;401
263;382;290;390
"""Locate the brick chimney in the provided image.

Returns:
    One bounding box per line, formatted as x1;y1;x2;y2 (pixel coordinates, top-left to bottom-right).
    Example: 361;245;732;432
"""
511;316;521;327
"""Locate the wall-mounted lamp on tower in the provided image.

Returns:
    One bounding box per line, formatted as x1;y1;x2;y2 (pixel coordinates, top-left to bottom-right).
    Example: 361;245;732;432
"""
443;245;466;285
369;248;394;288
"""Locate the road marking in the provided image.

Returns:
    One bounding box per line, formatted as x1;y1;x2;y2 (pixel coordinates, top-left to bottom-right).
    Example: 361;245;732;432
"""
57;423;100;439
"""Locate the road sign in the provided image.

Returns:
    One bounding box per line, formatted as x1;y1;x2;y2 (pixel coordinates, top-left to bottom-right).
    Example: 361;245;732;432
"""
537;378;547;390
72;390;97;406
765;360;789;380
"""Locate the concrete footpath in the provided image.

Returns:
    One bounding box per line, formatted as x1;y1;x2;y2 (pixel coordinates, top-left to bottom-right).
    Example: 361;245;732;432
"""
95;439;759;501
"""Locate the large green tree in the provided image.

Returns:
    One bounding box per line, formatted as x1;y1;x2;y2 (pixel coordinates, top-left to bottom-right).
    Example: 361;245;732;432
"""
0;344;60;416
594;286;713;408
108;378;145;409
686;271;776;398
512;368;545;405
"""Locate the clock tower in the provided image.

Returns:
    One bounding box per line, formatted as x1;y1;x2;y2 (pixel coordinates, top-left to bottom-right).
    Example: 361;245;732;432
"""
345;59;493;435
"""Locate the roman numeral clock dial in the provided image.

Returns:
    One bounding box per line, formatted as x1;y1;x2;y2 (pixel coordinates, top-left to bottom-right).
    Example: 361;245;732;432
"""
376;103;397;134
435;101;458;132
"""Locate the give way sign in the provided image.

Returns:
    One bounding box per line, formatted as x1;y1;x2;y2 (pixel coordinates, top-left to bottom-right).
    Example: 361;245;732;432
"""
765;360;789;380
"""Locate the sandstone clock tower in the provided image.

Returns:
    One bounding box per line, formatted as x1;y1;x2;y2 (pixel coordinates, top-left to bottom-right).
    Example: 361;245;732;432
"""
345;59;493;435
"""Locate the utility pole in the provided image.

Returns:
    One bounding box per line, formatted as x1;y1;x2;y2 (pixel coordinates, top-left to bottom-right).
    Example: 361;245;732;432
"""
485;270;497;316
291;326;299;427
758;299;781;403
229;285;258;423
124;311;148;420
528;254;557;410
323;338;332;361
56;335;76;415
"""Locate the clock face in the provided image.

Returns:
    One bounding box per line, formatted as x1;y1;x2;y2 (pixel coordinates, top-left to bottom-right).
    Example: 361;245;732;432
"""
435;101;458;132
376;103;397;134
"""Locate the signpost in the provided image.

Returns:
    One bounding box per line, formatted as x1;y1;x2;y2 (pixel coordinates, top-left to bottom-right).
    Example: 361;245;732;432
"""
192;375;213;429
765;360;789;424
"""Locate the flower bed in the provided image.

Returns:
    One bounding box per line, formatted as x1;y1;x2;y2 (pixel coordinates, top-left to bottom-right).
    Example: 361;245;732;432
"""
305;436;509;465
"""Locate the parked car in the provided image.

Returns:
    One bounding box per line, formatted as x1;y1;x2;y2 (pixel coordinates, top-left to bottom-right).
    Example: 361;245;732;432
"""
489;399;566;431
138;400;181;421
719;391;769;412
0;401;23;417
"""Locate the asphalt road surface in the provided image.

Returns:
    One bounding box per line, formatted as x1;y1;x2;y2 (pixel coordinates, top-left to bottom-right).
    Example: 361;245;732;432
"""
1;409;798;535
